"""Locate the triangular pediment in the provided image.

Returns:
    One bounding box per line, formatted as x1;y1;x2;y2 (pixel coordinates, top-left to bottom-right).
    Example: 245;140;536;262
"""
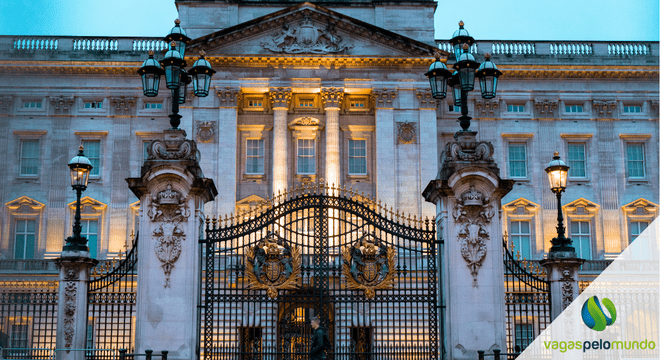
622;198;659;215
188;2;441;58
563;198;600;215
68;196;107;212
502;198;540;215
5;196;45;211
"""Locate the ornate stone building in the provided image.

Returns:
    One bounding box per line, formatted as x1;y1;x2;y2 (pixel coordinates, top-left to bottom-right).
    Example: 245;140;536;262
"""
0;0;657;358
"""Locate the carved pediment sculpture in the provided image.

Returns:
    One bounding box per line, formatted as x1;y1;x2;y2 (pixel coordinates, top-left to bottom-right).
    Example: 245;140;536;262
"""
453;186;494;287
261;16;353;54
245;232;301;299
342;233;397;299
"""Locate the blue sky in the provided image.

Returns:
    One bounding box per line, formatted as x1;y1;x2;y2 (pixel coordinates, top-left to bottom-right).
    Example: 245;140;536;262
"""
0;0;657;41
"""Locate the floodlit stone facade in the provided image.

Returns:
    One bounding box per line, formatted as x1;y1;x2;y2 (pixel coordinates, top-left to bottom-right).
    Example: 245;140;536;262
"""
0;0;657;357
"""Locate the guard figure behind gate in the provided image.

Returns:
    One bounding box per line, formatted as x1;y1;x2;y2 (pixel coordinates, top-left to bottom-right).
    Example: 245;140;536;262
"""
309;316;330;360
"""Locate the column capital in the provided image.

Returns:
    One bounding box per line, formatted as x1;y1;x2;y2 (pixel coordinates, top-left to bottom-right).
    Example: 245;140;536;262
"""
321;87;344;109
371;88;397;109
269;87;292;109
216;87;240;108
49;95;75;115
109;96;137;116
416;89;438;110
0;95;13;115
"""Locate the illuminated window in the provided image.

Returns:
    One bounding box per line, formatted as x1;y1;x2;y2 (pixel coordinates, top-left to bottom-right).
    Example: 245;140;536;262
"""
630;221;648;243
14;219;36;259
350;101;365;108
247;99;262;107
82;140;101;176
570;221;591;260
144;102;162;109
507;105;525;112
514;324;533;352
565;105;583;113
567;143;586;177
623;105;641;113
348;139;367;175
10;324;29;349
20;140;40;176
510;221;531;260
246;139;264;175
299;99;314;107
84;101;103;109
81;220;98;259
297;139;315;175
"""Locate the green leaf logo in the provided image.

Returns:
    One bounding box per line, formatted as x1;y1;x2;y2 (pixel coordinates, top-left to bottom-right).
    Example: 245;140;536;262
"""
581;296;616;331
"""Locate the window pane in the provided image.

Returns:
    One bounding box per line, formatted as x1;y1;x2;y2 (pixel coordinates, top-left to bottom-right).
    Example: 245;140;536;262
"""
20;140;40;175
626;144;645;178
246;139;264;174
82;140;101;176
14;219;36;259
348;139;367;175
82;220;99;259
508;144;526;177
570;221;591;260
567;143;586;177
297;139;315;174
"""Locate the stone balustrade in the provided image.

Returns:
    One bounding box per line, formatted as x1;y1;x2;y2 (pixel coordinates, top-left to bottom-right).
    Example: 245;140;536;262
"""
436;39;656;58
1;35;654;60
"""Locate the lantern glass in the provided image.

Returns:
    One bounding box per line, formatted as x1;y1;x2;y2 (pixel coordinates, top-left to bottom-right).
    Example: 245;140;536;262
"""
545;153;569;192
193;72;212;97
479;74;497;99
458;66;475;92
164;63;181;90
141;72;160;97
68;147;93;188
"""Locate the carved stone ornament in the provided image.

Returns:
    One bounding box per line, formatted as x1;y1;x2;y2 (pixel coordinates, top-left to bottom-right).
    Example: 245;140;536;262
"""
63;266;79;352
416;90;437;109
148;184;191;223
443;140;494;162
245;232;301;299
453;186;494;287
216;87;240;107
592;100;617;115
342;233;397;299
196;121;215;143
49;95;75;115
475;99;499;115
261;16;353;54
397;122;417;144
0;96;13;115
153;222;185;288
534;99;558;115
321;87;344;109
146;137;198;161
109;96;137;116
269;87;292;109
371;89;397;109
560;267;574;310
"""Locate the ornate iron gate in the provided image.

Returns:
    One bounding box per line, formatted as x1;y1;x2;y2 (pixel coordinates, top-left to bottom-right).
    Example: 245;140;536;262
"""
503;234;550;355
202;184;438;360
87;232;138;355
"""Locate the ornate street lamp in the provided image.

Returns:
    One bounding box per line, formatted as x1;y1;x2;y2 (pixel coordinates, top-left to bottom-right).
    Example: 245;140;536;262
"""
545;152;575;254
424;54;452;99
64;145;93;252
137;19;216;130
427;21;502;132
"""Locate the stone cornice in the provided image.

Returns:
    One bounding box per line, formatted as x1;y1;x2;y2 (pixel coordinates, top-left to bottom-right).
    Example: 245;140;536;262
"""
0;59;657;79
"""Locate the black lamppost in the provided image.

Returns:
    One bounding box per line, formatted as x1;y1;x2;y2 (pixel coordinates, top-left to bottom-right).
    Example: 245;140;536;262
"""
545;152;576;254
425;21;502;131
138;19;216;130
64;145;93;252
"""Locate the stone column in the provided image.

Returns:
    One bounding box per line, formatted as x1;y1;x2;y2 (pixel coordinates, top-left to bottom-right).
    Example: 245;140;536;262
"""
54;253;98;360
423;131;514;360
540;255;585;320
127;129;217;360
372;89;397;207
270;88;291;196
215;87;239;215
321;88;344;189
417;90;439;220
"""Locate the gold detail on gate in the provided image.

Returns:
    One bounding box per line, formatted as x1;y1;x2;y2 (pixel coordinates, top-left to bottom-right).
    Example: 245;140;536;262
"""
342;233;397;299
245;232;301;299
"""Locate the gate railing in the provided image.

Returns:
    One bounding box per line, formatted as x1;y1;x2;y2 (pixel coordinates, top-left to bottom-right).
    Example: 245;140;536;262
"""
202;182;439;360
0;282;59;356
503;233;550;357
87;231;139;352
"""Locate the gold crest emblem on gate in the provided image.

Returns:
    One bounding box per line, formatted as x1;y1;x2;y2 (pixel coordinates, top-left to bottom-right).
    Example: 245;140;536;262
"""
245;232;301;299
342;233;397;299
